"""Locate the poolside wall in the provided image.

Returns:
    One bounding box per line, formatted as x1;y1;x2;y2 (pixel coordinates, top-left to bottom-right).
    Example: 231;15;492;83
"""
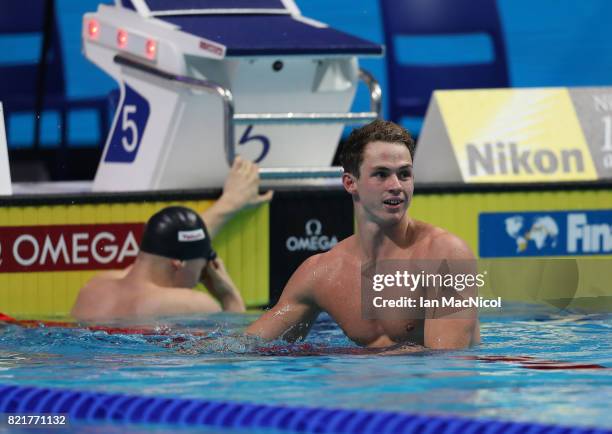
0;196;269;317
0;186;610;317
410;186;612;310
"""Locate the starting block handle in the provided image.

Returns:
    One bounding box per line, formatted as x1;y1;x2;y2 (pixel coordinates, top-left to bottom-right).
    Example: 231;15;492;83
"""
114;55;237;165
232;69;381;125
245;69;380;181
259;166;343;180
113;55;381;172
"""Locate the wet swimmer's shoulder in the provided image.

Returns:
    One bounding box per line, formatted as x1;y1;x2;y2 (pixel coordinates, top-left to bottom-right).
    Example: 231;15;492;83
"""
136;287;223;317
88;268;130;282
421;223;474;259
305;238;358;281
310;236;357;267
326;234;359;257
284;251;331;293
76;272;121;302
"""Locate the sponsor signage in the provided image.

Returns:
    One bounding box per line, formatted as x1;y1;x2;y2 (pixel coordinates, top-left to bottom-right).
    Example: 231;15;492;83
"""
479;210;612;257
0;199;268;316
285;218;339;252
178;229;205;242
415;87;612;184
0;224;143;272
199;40;225;57
269;191;353;305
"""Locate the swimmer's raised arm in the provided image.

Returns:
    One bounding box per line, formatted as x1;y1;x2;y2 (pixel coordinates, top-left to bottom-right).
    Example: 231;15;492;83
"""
424;233;480;350
202;156;274;238
246;255;321;341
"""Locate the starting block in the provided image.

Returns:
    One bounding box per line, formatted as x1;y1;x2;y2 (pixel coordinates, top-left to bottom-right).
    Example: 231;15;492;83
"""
83;0;383;191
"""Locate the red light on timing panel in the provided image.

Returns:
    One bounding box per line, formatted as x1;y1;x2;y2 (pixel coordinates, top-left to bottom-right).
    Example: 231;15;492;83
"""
145;39;157;59
117;29;128;48
88;19;100;40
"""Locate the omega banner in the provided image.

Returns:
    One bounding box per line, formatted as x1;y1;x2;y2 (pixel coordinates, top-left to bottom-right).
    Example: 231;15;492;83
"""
0;199;269;316
0;224;143;272
415;87;612;184
269;190;354;305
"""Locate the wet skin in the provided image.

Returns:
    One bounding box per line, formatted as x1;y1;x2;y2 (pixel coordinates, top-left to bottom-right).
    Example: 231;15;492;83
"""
247;142;480;349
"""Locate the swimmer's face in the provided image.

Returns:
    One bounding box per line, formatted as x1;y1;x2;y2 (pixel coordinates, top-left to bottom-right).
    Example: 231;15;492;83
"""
344;141;413;224
174;258;208;288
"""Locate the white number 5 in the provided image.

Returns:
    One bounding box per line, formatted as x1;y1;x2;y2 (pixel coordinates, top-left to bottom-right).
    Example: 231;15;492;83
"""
121;105;138;153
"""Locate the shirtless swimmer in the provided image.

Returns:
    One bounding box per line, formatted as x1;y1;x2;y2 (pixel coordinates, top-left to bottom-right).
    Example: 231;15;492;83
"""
246;120;480;350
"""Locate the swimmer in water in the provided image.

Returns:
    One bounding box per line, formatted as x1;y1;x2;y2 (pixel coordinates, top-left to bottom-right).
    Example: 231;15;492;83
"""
72;157;272;321
247;120;480;350
71;206;244;321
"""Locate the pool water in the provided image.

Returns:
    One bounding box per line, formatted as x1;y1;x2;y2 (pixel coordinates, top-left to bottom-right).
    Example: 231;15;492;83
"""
0;304;610;431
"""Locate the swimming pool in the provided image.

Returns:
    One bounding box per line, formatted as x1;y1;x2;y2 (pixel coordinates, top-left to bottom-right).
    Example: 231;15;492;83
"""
0;304;610;433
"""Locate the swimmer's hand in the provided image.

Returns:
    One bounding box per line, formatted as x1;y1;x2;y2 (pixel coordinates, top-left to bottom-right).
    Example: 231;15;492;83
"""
201;258;246;313
221;156;274;210
202;156;273;237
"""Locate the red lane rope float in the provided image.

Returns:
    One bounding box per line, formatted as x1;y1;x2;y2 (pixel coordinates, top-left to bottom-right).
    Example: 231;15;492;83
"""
460;355;606;370
256;346;609;370
0;312;207;337
255;343;383;356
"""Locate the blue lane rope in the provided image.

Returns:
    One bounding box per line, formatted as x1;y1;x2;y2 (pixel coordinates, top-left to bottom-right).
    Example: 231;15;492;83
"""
0;384;610;434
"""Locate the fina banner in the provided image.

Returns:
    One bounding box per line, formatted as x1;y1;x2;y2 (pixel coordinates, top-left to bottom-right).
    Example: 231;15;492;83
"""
479;209;612;257
415;87;612;184
0;103;12;195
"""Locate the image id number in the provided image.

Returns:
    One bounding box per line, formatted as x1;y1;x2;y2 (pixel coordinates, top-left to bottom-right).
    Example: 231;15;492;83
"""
6;414;67;426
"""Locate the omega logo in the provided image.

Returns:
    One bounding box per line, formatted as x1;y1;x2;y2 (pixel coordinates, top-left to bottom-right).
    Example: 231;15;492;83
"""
305;219;322;236
286;219;338;252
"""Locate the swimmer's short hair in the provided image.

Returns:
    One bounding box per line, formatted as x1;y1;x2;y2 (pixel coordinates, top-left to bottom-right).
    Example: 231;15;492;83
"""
140;206;216;261
340;119;415;177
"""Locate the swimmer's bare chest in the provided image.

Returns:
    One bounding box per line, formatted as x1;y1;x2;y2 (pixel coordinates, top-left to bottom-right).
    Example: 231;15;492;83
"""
314;261;424;348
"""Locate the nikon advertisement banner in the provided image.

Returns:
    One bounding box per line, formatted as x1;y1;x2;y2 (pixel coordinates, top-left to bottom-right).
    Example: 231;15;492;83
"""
415;87;612;183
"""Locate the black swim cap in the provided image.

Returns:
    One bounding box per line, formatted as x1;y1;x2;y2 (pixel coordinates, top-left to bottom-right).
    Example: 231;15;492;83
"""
140;206;216;261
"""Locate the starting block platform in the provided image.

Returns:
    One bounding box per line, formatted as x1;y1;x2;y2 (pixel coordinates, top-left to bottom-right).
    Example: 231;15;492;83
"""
83;0;383;191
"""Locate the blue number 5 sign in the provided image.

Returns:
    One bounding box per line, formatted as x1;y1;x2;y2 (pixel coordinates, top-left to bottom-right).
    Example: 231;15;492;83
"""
105;85;150;163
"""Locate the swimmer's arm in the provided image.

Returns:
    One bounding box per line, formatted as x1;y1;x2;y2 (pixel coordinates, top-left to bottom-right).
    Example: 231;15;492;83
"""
424;235;480;350
246;256;321;342
202;156;273;238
